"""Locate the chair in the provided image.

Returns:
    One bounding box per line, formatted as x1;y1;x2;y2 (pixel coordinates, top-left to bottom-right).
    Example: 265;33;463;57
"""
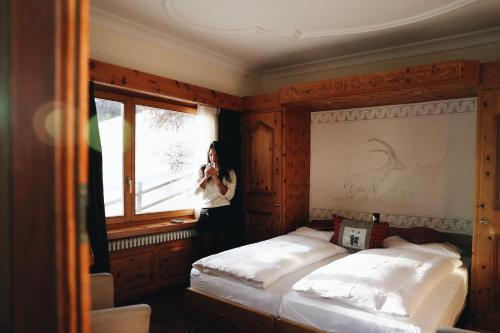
91;273;151;333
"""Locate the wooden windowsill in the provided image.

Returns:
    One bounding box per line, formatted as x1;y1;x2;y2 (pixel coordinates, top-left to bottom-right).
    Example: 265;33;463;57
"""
107;219;197;240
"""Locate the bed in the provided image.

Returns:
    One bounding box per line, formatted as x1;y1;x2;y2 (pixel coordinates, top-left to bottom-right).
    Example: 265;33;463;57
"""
185;226;471;333
186;227;348;333
278;235;468;333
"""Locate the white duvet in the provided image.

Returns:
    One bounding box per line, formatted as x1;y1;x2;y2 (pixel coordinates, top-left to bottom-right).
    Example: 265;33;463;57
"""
293;247;462;319
192;234;347;289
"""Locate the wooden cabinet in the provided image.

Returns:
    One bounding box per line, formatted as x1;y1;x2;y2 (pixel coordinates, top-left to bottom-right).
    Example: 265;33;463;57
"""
110;237;196;301
158;241;195;281
242;93;310;242
112;251;156;293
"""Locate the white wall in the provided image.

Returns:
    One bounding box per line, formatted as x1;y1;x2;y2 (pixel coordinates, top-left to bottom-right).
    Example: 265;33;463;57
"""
309;98;476;235
90;25;261;97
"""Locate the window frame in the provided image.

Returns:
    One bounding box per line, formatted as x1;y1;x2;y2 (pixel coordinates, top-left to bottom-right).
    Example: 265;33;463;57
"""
94;86;197;226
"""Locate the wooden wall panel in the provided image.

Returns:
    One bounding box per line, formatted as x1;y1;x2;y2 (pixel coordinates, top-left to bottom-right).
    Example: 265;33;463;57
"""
90;59;242;111
473;87;500;330
493;236;500;312
480;61;500;89
242;92;280;112
282;60;480;111
282;106;311;233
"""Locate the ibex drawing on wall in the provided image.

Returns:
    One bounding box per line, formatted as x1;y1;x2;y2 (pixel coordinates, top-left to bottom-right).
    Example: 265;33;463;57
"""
344;138;406;199
381;147;449;200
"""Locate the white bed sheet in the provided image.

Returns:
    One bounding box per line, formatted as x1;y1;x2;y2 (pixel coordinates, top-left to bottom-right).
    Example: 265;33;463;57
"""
190;253;350;316
279;267;468;333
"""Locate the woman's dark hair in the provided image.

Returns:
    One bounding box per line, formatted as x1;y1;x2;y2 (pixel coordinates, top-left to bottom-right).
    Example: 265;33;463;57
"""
202;141;232;182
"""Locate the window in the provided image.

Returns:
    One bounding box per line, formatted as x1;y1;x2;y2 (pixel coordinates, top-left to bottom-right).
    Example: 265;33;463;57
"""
94;90;207;224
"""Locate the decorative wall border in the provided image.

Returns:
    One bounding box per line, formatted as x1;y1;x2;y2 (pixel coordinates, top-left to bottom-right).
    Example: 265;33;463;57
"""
310;208;472;235
311;97;476;124
108;229;197;252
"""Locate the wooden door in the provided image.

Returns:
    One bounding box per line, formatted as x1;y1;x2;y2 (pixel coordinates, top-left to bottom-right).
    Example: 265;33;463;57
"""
243;111;282;242
473;87;500;330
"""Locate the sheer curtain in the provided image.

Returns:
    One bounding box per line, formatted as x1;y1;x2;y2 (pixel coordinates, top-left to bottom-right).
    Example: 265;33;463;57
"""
193;104;219;217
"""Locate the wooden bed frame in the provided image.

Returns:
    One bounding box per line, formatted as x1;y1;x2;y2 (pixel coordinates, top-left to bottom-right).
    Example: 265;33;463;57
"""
185;287;275;333
276;318;323;333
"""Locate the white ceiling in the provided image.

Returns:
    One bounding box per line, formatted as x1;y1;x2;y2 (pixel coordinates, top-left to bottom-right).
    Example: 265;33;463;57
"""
91;0;500;74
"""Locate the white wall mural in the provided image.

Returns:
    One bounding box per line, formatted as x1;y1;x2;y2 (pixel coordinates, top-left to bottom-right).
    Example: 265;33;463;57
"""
310;98;476;234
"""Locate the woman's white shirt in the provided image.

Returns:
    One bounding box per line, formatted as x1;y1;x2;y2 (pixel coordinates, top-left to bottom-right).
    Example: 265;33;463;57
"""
195;169;236;208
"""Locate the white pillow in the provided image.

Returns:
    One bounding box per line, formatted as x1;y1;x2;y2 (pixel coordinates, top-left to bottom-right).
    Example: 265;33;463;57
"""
288;227;333;242
383;235;461;259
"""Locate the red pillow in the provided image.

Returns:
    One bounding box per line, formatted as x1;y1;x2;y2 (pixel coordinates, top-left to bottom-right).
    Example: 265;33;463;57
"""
309;219;334;231
331;214;389;251
399;227;443;244
331;214;343;245
369;222;390;248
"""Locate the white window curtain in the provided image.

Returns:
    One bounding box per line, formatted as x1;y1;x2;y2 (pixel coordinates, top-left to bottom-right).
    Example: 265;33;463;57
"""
192;104;219;216
194;104;218;166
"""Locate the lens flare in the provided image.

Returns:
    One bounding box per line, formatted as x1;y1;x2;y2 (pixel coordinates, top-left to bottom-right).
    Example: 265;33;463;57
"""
88;115;102;152
33;101;62;145
88;115;131;152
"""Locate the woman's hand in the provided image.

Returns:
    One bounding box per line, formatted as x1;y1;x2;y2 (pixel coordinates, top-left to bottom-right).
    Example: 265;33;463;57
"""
204;165;218;180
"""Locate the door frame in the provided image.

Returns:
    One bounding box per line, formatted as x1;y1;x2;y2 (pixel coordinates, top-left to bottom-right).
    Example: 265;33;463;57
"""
471;61;500;330
1;0;90;332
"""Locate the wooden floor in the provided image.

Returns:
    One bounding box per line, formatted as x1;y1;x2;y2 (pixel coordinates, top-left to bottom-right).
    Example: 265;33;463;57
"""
119;284;189;333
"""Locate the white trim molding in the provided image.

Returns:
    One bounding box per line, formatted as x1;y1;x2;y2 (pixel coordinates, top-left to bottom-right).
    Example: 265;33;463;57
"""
311;98;477;124
90;6;260;79
163;0;474;39
310;208;472;235
262;27;500;81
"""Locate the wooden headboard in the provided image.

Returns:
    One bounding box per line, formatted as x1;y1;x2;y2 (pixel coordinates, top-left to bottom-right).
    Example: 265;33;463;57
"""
386;227;473;256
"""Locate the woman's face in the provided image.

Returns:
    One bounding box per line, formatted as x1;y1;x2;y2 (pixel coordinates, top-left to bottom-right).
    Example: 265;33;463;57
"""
208;148;218;165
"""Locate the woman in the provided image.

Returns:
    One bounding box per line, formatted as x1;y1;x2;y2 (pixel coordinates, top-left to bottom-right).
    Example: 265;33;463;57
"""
195;141;237;257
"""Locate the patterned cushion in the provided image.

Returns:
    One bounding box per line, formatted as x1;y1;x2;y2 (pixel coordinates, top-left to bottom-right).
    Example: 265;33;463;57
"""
369;222;390;248
331;214;389;251
309;219;334;231
399;227;443;244
330;214;344;245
